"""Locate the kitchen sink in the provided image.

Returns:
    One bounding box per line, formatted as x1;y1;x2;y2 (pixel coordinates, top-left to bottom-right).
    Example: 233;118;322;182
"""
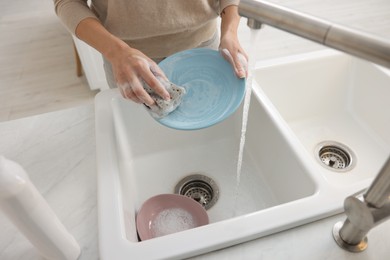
95;49;390;259
254;49;390;187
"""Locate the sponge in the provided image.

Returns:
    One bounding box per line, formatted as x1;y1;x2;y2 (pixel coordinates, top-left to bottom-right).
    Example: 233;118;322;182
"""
142;75;186;118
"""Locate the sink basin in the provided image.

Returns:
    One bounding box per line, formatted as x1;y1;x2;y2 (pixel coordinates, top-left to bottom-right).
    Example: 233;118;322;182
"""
95;50;390;259
254;49;390;186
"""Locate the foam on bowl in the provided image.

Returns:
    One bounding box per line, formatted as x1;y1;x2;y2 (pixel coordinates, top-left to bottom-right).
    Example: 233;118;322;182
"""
136;194;209;241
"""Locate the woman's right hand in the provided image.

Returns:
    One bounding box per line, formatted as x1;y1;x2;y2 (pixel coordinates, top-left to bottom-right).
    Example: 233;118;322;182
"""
107;44;171;105
75;18;170;105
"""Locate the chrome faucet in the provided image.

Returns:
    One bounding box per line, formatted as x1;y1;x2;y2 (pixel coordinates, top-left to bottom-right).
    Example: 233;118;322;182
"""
238;0;390;68
332;158;390;252
238;0;390;252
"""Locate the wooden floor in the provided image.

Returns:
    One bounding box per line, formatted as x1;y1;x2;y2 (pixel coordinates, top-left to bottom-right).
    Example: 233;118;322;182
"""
0;0;97;122
1;0;389;122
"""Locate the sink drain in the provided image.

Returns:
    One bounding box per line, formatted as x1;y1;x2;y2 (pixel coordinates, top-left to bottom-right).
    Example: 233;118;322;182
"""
316;141;355;171
175;173;219;210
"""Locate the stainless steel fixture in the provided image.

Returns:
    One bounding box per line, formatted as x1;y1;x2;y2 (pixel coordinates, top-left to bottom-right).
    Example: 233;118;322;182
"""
238;0;390;252
332;158;390;252
175;173;219;210
315;141;355;172
239;0;390;68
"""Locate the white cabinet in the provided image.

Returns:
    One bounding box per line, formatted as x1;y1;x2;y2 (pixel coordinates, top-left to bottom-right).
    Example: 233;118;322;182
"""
73;36;109;91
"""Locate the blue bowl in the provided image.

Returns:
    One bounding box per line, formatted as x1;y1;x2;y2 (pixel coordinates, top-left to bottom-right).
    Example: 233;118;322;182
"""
157;48;246;130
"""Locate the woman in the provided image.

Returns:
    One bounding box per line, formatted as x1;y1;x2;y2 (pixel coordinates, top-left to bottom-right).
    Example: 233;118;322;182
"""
54;0;247;106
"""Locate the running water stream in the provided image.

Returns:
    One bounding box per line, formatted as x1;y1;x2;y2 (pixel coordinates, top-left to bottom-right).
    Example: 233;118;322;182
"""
232;29;260;216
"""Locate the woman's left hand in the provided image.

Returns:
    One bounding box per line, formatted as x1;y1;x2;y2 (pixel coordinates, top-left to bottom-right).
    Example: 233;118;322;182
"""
219;5;248;78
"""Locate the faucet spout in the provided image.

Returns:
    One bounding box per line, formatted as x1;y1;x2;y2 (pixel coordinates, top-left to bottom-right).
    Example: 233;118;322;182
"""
246;18;262;30
333;157;390;252
238;0;390;68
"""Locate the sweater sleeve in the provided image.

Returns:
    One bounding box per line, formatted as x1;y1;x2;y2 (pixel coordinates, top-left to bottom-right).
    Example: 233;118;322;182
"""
220;0;240;13
53;0;98;35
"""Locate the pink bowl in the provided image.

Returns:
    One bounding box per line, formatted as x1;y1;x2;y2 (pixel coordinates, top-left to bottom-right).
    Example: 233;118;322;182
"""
136;194;209;241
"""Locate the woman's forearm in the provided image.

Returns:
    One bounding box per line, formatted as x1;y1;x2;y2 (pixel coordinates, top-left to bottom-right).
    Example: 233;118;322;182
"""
75;17;169;104
75;17;129;62
220;5;241;39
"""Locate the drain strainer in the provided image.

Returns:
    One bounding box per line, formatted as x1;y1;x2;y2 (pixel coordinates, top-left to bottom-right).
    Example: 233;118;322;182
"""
316;141;355;171
175;173;219;210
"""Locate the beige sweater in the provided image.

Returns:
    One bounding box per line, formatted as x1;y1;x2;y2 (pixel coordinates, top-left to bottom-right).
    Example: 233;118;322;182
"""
54;0;239;58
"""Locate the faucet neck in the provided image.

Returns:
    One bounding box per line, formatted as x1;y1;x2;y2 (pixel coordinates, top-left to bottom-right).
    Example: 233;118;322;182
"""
364;157;390;208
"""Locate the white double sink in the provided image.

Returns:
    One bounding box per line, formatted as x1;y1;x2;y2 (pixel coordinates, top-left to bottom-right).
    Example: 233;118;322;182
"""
95;50;390;259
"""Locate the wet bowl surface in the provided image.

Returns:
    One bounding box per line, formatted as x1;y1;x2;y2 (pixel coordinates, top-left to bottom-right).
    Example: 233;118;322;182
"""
136;194;209;241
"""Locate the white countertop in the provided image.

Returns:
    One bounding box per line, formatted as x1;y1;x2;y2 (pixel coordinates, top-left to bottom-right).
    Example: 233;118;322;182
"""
0;104;389;260
0;106;98;260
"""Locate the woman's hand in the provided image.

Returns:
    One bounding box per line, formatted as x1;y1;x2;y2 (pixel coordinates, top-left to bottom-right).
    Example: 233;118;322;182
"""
219;5;248;78
75;17;170;105
108;44;170;105
219;46;248;79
